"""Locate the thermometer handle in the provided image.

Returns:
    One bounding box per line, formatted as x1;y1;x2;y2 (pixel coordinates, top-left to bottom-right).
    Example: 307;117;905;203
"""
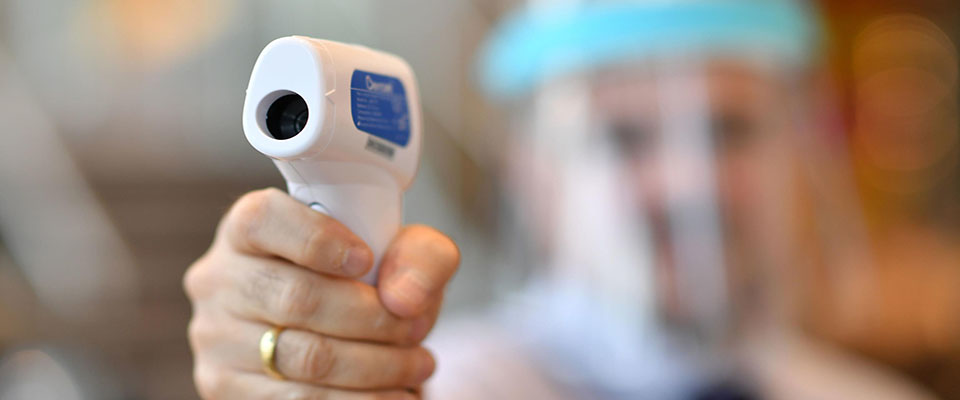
276;160;402;285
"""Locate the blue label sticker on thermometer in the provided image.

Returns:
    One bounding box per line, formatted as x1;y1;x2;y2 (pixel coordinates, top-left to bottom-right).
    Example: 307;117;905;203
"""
350;70;411;147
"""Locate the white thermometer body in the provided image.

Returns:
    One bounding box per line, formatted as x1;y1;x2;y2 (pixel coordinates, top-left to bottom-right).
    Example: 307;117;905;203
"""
243;36;423;284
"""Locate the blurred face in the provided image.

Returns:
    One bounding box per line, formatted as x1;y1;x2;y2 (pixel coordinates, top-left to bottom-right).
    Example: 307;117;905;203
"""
600;62;799;321
517;60;803;326
598;63;794;259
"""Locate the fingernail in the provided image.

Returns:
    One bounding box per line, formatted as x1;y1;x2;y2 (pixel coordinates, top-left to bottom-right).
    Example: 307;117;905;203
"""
389;269;430;313
342;247;371;276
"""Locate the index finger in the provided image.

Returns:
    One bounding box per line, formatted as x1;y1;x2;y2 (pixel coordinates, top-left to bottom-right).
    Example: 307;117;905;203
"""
219;188;374;278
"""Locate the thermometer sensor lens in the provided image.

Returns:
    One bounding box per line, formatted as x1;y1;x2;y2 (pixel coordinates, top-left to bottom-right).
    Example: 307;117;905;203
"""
266;93;309;140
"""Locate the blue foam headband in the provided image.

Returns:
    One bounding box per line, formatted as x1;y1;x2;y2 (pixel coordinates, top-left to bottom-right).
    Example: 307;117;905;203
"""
478;1;821;99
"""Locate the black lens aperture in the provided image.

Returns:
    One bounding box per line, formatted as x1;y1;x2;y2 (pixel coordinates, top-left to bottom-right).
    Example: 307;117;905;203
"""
265;94;309;140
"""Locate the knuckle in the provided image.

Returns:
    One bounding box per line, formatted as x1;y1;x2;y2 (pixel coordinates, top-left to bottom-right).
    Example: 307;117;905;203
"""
242;265;283;311
183;257;214;300
228;189;278;246
183;265;202;300
194;367;228;399
186;316;217;353
275;278;322;322
300;226;334;267
186;318;204;351
299;336;337;382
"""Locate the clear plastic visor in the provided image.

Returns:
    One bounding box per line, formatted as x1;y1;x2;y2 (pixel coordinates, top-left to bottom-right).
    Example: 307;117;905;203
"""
515;57;806;340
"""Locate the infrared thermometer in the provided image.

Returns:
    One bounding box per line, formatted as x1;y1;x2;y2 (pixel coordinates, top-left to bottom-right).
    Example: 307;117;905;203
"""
242;36;422;284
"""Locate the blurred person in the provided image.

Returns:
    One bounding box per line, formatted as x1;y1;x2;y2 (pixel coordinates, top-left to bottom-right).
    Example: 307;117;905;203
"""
426;1;940;399
183;2;943;400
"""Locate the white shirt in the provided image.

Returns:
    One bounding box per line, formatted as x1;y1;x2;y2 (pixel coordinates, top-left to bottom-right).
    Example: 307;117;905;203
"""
426;294;938;400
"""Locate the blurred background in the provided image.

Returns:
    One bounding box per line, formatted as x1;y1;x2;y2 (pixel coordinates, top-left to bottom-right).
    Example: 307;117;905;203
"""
0;0;957;399
0;0;514;398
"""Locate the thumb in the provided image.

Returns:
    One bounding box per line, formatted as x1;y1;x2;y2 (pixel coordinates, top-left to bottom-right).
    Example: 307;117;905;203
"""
378;225;460;318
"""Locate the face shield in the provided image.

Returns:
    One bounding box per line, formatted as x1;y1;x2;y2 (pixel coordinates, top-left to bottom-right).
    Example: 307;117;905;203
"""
479;1;821;393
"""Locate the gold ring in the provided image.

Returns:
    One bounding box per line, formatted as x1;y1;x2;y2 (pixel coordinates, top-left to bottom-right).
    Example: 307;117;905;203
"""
259;326;286;380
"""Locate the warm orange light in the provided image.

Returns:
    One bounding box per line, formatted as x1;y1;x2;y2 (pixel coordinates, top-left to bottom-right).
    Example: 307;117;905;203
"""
75;0;234;69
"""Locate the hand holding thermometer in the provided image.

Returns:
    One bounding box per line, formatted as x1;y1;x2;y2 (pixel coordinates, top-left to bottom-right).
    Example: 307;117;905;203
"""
242;36;422;285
